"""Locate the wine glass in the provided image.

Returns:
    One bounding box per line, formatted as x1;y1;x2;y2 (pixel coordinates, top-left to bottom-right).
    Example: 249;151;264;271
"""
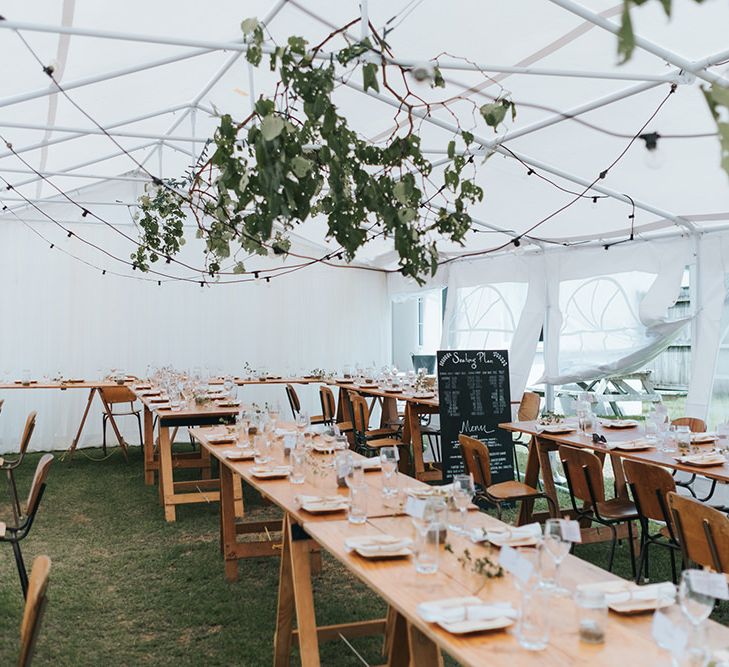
678;570;715;663
295;412;310;434
542;519;571;595
380;446;399;497
451;474;474;534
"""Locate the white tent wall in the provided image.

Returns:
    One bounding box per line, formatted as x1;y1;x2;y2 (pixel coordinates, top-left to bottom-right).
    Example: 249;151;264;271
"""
0;204;390;453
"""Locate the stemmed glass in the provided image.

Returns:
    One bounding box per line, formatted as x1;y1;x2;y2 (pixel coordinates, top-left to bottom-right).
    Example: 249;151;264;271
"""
380;446;399;497
295;412;310;435
451;474;475;534
541;519;571;596
678;570;715;663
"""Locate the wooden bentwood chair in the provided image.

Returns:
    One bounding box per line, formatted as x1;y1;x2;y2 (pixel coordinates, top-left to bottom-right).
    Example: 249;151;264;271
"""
558;444;638;576
459;434;556;521
284;384;325;424
349;393;410;471
318;385;352;433
623;459;680;584
512;392;540;481
668;491;729;574
99;385;142;454
0;454;54;597
1;412;37;525
18;555;51;667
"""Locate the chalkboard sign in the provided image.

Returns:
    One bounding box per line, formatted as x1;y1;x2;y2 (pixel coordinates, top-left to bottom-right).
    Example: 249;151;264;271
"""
437;350;513;483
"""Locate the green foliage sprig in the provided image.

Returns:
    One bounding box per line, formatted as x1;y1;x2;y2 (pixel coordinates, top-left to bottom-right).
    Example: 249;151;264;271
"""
132;19;499;283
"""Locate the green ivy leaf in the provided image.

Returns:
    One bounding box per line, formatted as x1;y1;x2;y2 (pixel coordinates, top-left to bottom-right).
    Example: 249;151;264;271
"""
291;155;313;178
233;261;246;275
241;17;259;36
479;100;513;131
432;66;445;88
261;115;285;141
363;62;380;93
617;2;635;64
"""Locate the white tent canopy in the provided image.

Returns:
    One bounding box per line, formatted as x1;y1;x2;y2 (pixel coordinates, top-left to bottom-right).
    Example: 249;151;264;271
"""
1;0;728;450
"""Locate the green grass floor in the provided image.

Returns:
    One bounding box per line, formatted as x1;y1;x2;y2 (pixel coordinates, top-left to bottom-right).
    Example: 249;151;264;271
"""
0;445;725;666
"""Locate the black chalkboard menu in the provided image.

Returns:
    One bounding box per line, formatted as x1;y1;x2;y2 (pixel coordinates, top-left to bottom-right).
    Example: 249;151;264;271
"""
437;349;513;483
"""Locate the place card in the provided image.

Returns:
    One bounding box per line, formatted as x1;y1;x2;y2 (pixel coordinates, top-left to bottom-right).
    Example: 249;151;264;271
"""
560;520;582;543
405;496;427;520
498;545;534;584
687;570;729;600
652;610;688;654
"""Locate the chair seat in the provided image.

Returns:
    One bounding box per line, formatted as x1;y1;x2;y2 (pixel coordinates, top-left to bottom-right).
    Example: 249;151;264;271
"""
486;480;542;501
363;437;406;449
310;415;327;425
366;428;399;439
336;421;353;432
596;497;638;521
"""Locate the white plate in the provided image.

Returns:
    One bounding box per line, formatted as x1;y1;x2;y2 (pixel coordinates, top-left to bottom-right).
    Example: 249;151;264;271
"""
216;400;241;408
301;500;349;513
539;424;576;434
691;433;717;444
437;616;514;634
250;467;291;479
674;454;726;467
601;419;639;429
223;449;255;461
345;535;413;558
152;403;171;410
612;440;654;451
207;433;238;444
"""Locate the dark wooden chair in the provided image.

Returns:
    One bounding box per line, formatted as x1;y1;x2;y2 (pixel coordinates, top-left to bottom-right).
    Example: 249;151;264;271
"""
0;454;53;596
512;392;540;481
18;555;51;667
100;385;142;454
459;434;556;521
350;393;409;470
668;491;729;574
1;412;37;525
319;385;352;433
623;459;680;583
285;384;325;424
558;444;638;576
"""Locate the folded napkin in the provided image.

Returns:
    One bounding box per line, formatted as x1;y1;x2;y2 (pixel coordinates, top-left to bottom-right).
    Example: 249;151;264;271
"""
344;535;412;554
674;453;725;465
606;438;653;450
605;582;675;605
360;458;381;471
418;597;517;623
295;494;348;507
473;522;542;545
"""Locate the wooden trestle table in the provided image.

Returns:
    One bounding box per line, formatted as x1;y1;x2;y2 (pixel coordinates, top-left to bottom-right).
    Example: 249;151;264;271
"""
499;420;729;530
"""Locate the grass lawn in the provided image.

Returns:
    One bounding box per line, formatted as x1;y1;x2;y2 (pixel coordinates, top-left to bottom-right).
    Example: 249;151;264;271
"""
0;445;726;666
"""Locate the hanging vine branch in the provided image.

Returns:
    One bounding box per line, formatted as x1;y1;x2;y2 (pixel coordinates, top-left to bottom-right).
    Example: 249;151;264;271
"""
131;18;515;283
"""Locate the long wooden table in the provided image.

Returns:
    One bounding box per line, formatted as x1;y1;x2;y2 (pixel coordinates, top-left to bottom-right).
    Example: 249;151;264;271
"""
0;379;132;458
306;511;729;666
500;420;729;527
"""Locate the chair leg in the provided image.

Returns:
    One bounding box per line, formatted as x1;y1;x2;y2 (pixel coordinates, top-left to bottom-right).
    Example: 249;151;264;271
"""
496;502;502;521
607;524;618;573
135;413;143;448
11;540;28;598
7;469;20;526
635;532;648;584
102;414;108;455
669;546;678;585
542;493;558;518
626;521;637;580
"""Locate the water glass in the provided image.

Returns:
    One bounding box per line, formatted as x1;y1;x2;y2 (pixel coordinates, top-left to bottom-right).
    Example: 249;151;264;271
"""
541;519;571;594
517;586;551;651
169;390;182;412
336;450;353;488
676;425;691;454
348;484;368;524
254;434;272;465
346;459;365;489
289;448;306;484
413;523;439;574
575;589;607;644
380;446;399;497
450;474;474;534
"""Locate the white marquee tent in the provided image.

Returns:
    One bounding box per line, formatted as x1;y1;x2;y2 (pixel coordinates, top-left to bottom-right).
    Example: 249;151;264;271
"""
1;0;728;451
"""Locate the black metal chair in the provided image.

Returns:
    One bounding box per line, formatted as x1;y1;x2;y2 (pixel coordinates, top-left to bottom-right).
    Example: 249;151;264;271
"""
559;444;638;577
1;454;54;597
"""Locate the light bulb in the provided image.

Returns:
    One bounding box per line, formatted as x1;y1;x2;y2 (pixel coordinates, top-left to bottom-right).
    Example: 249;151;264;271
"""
409;62;434;86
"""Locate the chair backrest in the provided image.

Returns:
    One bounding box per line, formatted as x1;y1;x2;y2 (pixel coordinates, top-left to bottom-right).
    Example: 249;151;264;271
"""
18;555;51;667
623;459;676;524
25;455;54;519
19;412;38;459
319;386;336;424
285;384;300;418
517;392;540;422
671;417;706;433
558;445;605;505
349;394;370;436
667;491;729;573
100;386;136;404
458;434;492;487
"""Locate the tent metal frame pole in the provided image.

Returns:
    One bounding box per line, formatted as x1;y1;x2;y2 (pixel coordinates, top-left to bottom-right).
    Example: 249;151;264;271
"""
340;77;697;234
547;0;729;87
0;167;149;183
0;121;208;143
0;19;687;84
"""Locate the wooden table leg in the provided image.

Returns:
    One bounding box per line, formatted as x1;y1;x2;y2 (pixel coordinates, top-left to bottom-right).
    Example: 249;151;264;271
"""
407;622;442;667
63;388;97;460
534;436;560;519
220;464;239;582
200;435;212;480
233;474;244;518
407;404;426;479
159;424;176;522
379;396;399;429
143;406;155;485
386;610;410;667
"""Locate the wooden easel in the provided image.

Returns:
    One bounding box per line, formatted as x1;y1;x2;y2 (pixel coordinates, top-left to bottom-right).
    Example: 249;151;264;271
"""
62;387;128;461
